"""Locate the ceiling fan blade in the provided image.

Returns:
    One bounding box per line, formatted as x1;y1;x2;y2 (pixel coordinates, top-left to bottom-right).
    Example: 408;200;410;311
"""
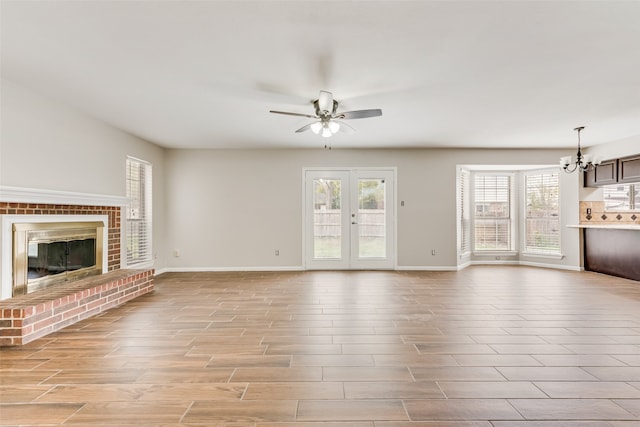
270;110;317;119
335;120;355;134
295;122;315;133
337;109;382;120
318;90;334;113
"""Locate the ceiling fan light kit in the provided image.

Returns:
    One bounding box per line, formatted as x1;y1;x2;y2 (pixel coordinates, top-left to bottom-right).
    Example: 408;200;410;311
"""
269;90;382;141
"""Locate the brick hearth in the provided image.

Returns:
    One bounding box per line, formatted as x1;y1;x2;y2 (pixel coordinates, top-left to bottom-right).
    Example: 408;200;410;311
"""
0;199;153;346
0;269;154;346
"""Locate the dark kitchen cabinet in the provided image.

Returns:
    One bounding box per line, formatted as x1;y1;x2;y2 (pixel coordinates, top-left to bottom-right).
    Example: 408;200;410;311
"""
618;155;640;183
584;159;618;187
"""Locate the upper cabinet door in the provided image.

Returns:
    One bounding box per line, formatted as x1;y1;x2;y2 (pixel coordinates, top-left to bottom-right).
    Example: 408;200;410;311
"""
618;155;640;183
584;159;618;187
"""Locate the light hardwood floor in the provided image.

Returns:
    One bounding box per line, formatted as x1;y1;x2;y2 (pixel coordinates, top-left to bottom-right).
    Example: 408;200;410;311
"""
2;266;640;426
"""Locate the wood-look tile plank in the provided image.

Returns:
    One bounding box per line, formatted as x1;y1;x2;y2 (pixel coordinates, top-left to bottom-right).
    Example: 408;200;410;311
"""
243;381;344;400
37;384;148;402
265;344;342;355
138;383;247;401
438;381;546;398
231;367;322;382
410;366;504;381
136;367;234;383
532;354;628;367
564;344;640;354
497;366;598;381
182;400;298;423
341;344;419;355
582;366;640;381
372;354;459;366
534;381;640;398
333;335;404;344
615;355;640;366
343;381;444;399
0;371;60;386
259;423;373;427
489;344;575;354
297;399;408;421
404;399;523;421
291;354;374;367
42;369;145;384
614;399;640;417
415;343;497;354
63;401;189;424
261;335;333;345
323;366;412;382
491;422;638;427
0;402;84;424
452;354;543;367
375;422;491;427
0;385;53;402
470;335;546;344
207;354;292;368
508;399;637;420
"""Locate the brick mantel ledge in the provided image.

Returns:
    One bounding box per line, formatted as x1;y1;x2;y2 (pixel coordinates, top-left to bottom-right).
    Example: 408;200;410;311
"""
0;269;154;346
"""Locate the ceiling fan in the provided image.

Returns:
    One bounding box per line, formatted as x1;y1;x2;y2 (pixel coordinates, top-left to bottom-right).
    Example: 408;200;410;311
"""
269;90;382;138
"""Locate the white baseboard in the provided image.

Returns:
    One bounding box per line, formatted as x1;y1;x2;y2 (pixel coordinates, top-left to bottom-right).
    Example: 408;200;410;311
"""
396;265;460;271
161;266;305;273
154;262;581;275
470;260;520;266
518;260;582;272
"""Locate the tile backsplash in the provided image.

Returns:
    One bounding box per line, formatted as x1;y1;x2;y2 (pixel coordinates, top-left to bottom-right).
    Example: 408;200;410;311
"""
579;201;640;224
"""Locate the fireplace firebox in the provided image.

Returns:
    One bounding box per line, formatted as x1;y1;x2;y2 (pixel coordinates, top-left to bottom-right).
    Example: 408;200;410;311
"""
12;221;104;296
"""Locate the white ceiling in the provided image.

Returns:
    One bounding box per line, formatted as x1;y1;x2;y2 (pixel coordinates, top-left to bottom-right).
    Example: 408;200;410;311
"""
2;0;639;150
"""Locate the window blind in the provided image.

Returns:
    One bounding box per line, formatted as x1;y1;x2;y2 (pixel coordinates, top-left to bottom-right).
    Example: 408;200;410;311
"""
525;171;560;254
459;169;470;254
474;174;511;251
604;184;637;211
126;157;152;266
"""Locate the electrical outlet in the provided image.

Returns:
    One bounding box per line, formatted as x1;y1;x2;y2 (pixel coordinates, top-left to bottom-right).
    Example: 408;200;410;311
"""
174;249;180;258
275;250;280;256
431;250;436;256
587;208;592;215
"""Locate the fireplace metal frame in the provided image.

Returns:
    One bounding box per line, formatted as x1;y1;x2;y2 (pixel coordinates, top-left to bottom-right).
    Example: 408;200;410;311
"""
12;221;104;296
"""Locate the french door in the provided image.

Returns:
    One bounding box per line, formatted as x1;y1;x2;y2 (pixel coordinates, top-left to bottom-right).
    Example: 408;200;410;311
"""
304;169;395;269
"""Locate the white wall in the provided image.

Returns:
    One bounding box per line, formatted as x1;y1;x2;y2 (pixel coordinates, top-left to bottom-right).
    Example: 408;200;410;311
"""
0;79;167;270
165;147;579;271
1;78;588;274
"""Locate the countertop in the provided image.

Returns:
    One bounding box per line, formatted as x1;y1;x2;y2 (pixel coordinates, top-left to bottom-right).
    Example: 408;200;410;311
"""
567;224;640;230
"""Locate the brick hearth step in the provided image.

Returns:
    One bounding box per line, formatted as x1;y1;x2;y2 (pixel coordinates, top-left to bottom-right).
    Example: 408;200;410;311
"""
0;269;154;346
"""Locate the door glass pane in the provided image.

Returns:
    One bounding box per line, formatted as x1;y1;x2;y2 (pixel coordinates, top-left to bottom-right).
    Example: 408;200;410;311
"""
358;179;386;258
313;179;341;259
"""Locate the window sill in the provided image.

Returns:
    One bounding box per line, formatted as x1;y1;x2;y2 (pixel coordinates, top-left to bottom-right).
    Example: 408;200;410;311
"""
521;252;564;260
473;251;518;257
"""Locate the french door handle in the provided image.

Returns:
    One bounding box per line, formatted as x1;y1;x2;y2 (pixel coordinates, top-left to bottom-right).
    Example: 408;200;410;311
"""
351;221;358;225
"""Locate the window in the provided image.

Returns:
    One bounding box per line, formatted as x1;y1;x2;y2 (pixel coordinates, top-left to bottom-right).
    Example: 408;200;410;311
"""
458;168;470;254
604;184;637;211
126;157;152;266
525;170;560;255
474;174;513;251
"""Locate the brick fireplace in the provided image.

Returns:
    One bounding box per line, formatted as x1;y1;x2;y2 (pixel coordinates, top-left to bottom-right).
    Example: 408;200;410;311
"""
0;187;154;345
0;202;121;271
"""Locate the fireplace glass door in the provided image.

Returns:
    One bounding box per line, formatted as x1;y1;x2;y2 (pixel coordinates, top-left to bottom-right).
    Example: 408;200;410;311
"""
28;238;97;280
13;222;104;296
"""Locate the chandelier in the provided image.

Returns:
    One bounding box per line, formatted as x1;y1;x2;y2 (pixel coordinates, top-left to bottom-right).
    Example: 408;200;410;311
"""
560;126;599;173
